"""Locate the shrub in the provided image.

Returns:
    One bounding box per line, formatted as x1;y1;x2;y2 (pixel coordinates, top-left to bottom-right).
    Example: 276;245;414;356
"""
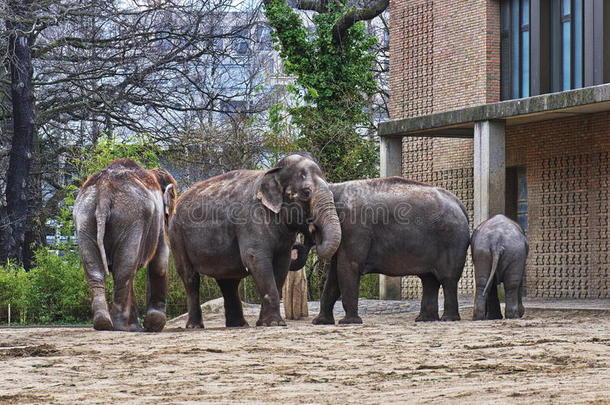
0;261;30;323
26;248;90;324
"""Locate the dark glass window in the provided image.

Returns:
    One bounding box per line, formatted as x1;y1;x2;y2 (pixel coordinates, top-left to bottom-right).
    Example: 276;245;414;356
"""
502;0;531;99
501;0;609;98
551;0;584;91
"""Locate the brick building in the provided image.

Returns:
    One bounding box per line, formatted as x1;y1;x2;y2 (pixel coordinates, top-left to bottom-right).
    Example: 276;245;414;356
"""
379;0;609;299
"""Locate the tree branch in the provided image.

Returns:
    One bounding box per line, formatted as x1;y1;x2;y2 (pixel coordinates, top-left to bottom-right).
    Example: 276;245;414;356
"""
332;0;388;46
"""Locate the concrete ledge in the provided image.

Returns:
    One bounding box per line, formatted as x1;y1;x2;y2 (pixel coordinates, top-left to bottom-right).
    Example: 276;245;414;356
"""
380;83;610;138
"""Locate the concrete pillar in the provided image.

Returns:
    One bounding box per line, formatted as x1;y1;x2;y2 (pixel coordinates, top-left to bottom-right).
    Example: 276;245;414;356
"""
379;136;403;300
474;120;506;227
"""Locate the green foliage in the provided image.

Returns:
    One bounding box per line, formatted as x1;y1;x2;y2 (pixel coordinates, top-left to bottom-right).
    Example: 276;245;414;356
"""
26;248;90;324
359;274;380;299
264;0;379;182
0;260;30;323
0;246;225;325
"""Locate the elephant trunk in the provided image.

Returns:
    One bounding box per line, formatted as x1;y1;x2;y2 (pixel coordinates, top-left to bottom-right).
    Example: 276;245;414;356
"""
309;185;341;259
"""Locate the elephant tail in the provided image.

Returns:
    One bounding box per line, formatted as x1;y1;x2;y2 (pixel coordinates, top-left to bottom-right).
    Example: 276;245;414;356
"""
482;248;501;297
95;196;111;276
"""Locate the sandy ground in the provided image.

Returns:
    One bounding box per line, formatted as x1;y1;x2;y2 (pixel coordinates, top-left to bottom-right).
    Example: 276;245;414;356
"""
1;307;609;404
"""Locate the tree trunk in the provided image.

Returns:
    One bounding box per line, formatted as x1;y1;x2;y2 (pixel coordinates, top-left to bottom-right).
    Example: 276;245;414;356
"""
282;268;309;320
0;1;36;265
282;237;310;320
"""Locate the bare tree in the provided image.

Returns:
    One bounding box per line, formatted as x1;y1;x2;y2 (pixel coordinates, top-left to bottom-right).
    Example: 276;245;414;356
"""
0;0;280;265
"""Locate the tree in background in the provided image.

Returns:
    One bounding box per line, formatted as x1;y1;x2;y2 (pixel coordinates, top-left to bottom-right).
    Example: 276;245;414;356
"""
0;0;277;266
263;0;388;182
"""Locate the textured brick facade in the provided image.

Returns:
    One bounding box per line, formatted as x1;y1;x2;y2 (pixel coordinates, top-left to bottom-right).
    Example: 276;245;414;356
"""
389;0;609;299
506;114;610;298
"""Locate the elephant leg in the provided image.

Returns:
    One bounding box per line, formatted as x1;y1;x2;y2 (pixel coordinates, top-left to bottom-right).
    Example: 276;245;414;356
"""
273;251;292;299
243;250;285;327
472;252;492;321
217;279;248;327
518;280;525;318
143;238;169;332
485;284;502;320
416;273;440;322
504;262;524;319
473;280;487;321
440;277;461;321
111;269;141;332
175;251;203;329
78;232;112;331
109;231;144;332
337;256;362;325
312;258;339;325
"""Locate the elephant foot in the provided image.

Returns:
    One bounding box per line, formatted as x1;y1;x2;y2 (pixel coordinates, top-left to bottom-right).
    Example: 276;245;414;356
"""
256;313;286;327
226;318;249;328
312;314;335;325
185;319;204;329
338;315;363;325
518;305;525;318
505;308;521;319
440;312;461;322
415;312;439;322
144;310;167;332
485;311;503;320
93;311;113;331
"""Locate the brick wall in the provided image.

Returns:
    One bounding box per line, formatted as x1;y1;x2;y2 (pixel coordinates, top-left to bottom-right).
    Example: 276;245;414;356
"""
390;1;500;298
390;1;609;299
506;113;610;298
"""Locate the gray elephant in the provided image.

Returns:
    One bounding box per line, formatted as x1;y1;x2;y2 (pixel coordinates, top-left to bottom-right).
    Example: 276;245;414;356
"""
73;159;177;332
471;214;528;320
169;153;341;328
300;176;470;324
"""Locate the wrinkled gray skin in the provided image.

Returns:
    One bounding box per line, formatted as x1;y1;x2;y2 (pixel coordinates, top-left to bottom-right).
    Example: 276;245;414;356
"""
471;214;528;320
169;153;341;328
304;177;470;324
73;159;177;332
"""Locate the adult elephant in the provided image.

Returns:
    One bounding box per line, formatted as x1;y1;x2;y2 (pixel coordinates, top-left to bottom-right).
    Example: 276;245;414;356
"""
300;176;470;324
169;153;341;328
73;159;177;332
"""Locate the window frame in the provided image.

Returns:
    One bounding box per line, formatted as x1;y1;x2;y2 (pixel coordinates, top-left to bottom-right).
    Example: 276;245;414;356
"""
502;0;609;99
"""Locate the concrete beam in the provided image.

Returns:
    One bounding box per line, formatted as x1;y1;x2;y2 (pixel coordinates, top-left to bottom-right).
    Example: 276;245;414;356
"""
379;136;403;300
474;120;506;227
379;83;610;138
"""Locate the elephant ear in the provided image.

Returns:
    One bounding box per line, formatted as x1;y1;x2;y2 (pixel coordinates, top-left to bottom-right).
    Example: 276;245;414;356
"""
163;183;175;216
257;167;283;214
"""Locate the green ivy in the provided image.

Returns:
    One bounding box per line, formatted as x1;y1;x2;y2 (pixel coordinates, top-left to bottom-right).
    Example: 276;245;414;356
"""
264;0;379;182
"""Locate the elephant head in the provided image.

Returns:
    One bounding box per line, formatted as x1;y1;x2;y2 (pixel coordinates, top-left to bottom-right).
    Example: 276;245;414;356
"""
257;153;341;259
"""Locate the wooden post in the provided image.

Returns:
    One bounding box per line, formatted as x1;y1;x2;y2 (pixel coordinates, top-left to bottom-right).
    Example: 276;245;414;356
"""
282;240;309;320
282;268;309;320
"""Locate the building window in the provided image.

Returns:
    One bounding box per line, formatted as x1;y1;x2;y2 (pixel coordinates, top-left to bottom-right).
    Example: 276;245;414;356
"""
502;0;610;98
501;0;531;100
551;0;584;91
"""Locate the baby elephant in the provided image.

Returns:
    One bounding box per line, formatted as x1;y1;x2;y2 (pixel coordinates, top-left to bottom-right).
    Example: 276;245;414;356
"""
471;214;528;320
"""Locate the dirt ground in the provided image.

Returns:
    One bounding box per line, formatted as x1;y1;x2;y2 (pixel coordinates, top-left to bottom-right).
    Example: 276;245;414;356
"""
1;307;609;404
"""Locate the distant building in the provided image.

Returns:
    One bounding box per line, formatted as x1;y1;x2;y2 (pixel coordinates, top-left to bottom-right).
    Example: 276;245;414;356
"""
380;0;609;299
